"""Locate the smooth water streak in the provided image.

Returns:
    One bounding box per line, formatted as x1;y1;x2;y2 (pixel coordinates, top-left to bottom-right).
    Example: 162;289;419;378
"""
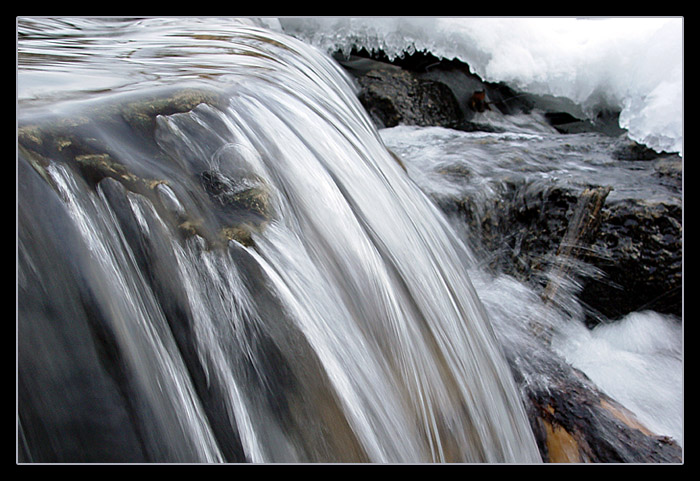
18;21;544;462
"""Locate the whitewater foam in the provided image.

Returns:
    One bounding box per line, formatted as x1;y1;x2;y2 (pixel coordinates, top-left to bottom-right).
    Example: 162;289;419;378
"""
552;311;683;446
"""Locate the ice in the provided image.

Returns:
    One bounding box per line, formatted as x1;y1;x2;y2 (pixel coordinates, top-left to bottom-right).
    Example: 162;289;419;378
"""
277;17;683;156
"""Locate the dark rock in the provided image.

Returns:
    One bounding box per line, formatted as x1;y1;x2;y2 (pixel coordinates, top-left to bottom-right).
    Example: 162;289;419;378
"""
544;109;627;136
523;356;682;463
340;49;536;119
340;50;631;136
579;198;682;324
613;138;668;161
440;182;582;284
543;111;594;134
344;52;536;133
545;111;581;126
355;68;462;129
439;181;682;327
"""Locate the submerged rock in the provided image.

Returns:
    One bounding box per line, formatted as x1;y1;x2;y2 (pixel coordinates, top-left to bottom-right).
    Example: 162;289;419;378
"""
120;87;226;137
18;86;272;251
74;153;168;195
199;169;273;247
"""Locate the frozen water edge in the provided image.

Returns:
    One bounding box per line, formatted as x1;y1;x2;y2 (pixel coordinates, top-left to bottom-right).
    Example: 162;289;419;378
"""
278;17;683;156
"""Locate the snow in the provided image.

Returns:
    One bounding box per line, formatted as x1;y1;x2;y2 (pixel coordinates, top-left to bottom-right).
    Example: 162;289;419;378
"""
276;17;683;156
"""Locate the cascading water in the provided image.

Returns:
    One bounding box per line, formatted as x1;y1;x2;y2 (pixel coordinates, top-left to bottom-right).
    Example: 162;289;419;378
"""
18;20;543;463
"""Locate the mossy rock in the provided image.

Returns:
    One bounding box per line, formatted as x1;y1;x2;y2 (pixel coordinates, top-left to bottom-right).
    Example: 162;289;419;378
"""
120;87;225;134
19;86;271;252
74;153;167;194
200;170;273;220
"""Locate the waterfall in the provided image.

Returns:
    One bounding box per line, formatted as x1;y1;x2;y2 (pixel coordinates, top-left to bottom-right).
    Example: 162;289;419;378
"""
18;22;542;463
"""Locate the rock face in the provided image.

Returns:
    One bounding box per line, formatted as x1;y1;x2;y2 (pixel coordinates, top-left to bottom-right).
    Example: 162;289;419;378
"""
438;181;682;327
448;178;683;463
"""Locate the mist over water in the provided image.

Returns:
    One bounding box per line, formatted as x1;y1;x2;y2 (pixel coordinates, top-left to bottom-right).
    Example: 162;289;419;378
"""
17;17;682;463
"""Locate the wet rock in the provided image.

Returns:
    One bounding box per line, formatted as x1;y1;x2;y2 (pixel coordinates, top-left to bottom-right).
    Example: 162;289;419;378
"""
654;156;683;184
199;170;271;219
355;68;462;129
613;138;669;161
579;198;682;324
120;87;225;135
18;87;269;251
199;169;273;247
74;153;167;195
440;181;682;327
523;358;682;463
339;49;536;122
440;183;582;283
342;50;633;137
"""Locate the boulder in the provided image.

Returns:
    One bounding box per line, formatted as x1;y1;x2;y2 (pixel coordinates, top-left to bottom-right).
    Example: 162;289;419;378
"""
343;50;625;135
355;68;462;129
340;49;536;123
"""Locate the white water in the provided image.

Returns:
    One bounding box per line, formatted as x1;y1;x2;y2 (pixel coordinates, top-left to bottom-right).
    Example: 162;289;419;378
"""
277;17;683;156
153;31;545;461
473;270;684;449
553;311;683;447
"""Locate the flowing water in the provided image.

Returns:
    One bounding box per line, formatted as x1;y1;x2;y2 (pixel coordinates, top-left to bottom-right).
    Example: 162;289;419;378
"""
380;123;683;450
18;17;544;463
17;17;682;463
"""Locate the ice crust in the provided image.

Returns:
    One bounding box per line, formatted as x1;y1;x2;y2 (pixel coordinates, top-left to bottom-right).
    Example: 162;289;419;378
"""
276;17;683;155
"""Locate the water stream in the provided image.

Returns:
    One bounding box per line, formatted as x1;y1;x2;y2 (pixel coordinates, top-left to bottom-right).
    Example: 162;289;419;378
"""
17;17;682;463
